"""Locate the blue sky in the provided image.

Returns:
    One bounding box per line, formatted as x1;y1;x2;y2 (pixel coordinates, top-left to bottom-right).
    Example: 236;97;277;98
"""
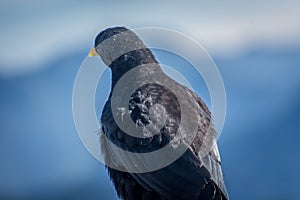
0;0;300;75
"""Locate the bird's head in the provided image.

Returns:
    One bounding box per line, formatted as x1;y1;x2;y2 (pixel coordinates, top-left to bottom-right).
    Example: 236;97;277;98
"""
94;26;129;47
88;26;150;67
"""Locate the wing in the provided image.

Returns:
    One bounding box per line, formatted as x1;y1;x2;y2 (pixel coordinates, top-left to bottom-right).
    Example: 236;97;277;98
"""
101;82;229;200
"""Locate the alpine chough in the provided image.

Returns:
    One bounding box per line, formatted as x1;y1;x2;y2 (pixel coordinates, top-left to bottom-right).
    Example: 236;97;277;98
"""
88;26;229;200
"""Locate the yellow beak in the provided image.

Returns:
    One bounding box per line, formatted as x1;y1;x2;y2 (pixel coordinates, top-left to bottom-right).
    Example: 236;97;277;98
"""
88;47;98;57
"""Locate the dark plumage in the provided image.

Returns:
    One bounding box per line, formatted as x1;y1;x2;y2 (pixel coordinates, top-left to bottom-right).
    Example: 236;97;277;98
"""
93;27;229;200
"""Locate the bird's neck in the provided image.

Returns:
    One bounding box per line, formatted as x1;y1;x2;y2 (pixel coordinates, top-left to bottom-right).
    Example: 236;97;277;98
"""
109;49;163;89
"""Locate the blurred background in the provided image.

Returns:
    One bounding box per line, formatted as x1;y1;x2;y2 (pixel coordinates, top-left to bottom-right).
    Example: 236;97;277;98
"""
1;0;300;199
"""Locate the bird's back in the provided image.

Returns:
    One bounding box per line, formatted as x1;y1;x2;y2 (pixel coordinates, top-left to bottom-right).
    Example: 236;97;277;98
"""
101;79;229;200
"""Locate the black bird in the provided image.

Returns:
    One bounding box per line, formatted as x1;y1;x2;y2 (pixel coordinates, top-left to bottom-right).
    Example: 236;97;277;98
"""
89;27;229;200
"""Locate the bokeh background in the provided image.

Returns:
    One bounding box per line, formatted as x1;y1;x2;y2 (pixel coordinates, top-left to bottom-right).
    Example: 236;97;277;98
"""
1;1;300;199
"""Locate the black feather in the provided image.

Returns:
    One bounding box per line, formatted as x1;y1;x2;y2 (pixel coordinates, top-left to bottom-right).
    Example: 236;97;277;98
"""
97;27;229;200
